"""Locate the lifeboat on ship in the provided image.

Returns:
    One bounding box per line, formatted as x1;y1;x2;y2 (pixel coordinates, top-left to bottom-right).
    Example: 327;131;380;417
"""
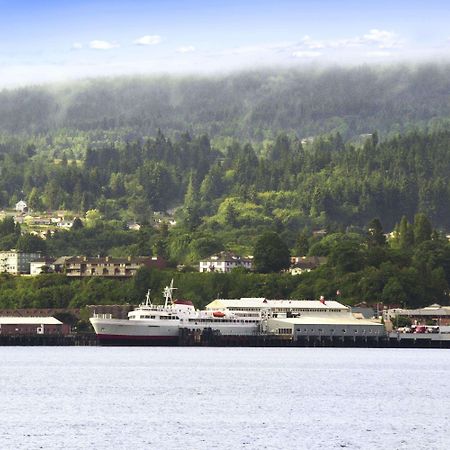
212;311;226;318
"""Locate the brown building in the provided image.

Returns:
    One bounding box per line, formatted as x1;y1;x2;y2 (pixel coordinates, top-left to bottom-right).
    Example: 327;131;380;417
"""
57;256;166;278
0;317;71;336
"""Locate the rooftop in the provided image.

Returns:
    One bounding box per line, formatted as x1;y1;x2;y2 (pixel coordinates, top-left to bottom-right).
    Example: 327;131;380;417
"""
206;298;348;310
0;317;63;325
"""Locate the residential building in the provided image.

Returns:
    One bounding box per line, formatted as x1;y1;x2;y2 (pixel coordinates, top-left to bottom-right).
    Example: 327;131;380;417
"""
289;256;327;275
60;255;166;277
199;252;253;273
56;220;74;229
127;222;141;231
0;250;41;274
15;200;28;213
30;258;56;275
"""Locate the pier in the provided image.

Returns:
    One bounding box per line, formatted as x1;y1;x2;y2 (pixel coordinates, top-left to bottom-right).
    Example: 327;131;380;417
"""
0;333;98;346
2;330;450;348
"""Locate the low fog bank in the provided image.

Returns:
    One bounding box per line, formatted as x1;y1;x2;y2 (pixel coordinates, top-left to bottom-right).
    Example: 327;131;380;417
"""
1;62;449;140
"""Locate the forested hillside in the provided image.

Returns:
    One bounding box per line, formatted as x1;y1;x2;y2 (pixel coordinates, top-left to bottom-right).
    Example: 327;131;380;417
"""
1;63;450;139
1;128;450;239
1;64;450;308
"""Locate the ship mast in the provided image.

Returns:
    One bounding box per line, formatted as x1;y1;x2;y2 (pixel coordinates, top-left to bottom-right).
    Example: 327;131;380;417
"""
144;289;151;306
163;279;176;308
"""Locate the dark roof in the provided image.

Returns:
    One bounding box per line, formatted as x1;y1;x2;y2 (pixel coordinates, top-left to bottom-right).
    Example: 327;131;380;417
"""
292;256;327;269
65;256;163;264
205;251;252;263
31;257;55;264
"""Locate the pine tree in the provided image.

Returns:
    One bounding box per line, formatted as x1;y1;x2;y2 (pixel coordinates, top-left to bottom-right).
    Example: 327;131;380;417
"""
399;216;414;249
366;218;386;247
182;173;200;231
414;213;432;245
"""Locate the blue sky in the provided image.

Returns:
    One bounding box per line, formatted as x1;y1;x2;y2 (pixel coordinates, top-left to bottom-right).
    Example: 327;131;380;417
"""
0;0;449;87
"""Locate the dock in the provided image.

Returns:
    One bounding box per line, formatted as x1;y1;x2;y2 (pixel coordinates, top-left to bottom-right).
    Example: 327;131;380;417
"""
0;333;98;346
2;330;450;348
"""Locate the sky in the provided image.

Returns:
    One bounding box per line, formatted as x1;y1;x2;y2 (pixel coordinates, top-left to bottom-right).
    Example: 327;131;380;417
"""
0;0;449;87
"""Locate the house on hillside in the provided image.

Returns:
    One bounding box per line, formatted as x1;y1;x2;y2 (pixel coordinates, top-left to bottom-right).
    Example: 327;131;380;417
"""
30;258;56;275
59;255;166;278
0;250;42;274
199;252;253;273
15;200;28;213
289;256;327;275
56;219;73;229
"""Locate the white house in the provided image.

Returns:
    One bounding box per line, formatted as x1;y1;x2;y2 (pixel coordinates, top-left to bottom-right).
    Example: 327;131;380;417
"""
15;200;28;213
30;258;55;275
199;252;253;273
56;220;74;229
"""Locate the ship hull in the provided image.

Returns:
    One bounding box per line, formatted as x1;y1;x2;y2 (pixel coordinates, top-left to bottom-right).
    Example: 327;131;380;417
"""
90;317;180;346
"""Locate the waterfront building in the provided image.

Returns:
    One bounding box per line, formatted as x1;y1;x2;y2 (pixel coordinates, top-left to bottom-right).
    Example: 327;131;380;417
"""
387;304;450;326
0;250;41;274
205;297;384;337
0;317;70;336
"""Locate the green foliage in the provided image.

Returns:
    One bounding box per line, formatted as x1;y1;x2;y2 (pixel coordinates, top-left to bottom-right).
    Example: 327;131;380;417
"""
16;233;46;253
414;213;433;245
366;218;386;248
253;232;290;273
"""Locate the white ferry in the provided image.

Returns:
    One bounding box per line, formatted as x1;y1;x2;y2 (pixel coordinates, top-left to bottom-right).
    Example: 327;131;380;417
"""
89;281;197;345
89;281;261;345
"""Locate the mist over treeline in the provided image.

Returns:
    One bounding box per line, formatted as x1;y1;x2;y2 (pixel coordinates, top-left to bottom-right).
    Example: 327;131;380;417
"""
1;63;450;139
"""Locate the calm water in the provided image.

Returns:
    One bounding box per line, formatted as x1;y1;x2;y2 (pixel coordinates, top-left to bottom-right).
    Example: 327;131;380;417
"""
0;347;449;450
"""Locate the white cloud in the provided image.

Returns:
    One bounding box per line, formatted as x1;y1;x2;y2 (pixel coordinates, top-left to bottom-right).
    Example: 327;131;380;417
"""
292;51;322;58
176;45;195;53
363;29;403;48
71;42;83;50
89;40;119;50
133;35;162;46
366;51;392;58
220;42;294;56
300;36;325;49
298;29;403;51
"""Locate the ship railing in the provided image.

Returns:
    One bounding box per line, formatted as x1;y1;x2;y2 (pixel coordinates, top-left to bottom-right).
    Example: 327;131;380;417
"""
138;304;174;311
92;313;112;319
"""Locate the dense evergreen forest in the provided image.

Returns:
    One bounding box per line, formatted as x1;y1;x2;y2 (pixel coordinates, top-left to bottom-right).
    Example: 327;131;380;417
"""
1;64;450;140
1;128;450;238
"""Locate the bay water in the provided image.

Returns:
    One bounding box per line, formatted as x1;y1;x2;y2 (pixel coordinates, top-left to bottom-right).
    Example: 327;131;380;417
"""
0;347;449;449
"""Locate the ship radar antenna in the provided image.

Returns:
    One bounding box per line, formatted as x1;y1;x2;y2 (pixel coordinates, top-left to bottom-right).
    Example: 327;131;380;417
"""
163;279;177;308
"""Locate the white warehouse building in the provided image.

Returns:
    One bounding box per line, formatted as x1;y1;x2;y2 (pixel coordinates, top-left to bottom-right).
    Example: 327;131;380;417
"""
205;298;385;338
